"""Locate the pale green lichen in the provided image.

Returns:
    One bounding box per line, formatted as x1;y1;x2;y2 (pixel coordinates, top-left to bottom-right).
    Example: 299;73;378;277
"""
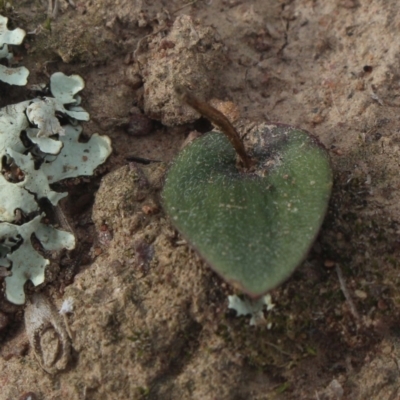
0;14;29;85
228;294;275;326
4;215;75;304
0;15;112;303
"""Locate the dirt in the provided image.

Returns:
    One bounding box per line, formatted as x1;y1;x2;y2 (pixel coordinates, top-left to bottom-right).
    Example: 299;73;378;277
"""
2;0;400;399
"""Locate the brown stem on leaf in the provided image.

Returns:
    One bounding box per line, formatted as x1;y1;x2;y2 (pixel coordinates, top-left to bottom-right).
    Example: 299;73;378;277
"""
175;85;251;168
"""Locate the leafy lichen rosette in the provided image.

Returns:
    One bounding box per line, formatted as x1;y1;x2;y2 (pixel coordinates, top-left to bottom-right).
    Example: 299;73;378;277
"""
0;72;112;304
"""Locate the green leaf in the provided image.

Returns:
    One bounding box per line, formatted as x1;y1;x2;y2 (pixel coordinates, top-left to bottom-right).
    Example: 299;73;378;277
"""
162;124;332;296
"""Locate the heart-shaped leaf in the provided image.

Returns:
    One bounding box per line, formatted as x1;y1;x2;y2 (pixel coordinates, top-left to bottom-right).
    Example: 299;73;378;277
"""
162;124;332;297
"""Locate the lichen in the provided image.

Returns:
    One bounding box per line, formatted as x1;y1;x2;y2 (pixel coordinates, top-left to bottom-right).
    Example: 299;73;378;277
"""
0;14;112;304
0;14;29;85
228;294;275;326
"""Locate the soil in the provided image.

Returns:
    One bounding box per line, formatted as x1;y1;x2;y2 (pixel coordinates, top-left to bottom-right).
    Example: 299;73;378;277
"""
2;0;400;399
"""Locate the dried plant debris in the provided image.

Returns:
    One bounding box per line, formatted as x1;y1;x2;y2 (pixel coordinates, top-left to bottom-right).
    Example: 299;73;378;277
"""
0;72;112;304
24;293;71;374
0;15;29;85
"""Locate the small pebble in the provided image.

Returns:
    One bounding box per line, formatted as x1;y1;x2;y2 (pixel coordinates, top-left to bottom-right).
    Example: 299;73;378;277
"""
209;99;240;123
355;289;367;299
324;260;335;268
142;204;159;215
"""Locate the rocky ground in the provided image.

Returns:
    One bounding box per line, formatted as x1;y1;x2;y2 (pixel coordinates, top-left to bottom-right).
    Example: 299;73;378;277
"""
2;0;400;399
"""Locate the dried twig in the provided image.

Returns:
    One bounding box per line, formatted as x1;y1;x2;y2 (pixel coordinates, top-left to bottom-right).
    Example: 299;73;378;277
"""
172;0;199;14
265;341;292;357
47;0;59;19
335;264;360;321
54;203;75;237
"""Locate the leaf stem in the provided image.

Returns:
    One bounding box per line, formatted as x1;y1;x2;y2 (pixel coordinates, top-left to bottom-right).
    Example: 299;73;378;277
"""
175;85;251;168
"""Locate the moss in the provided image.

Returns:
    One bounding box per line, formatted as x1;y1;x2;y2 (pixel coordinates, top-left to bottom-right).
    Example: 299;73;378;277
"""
276;382;290;394
43;17;51;31
137;387;150;398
